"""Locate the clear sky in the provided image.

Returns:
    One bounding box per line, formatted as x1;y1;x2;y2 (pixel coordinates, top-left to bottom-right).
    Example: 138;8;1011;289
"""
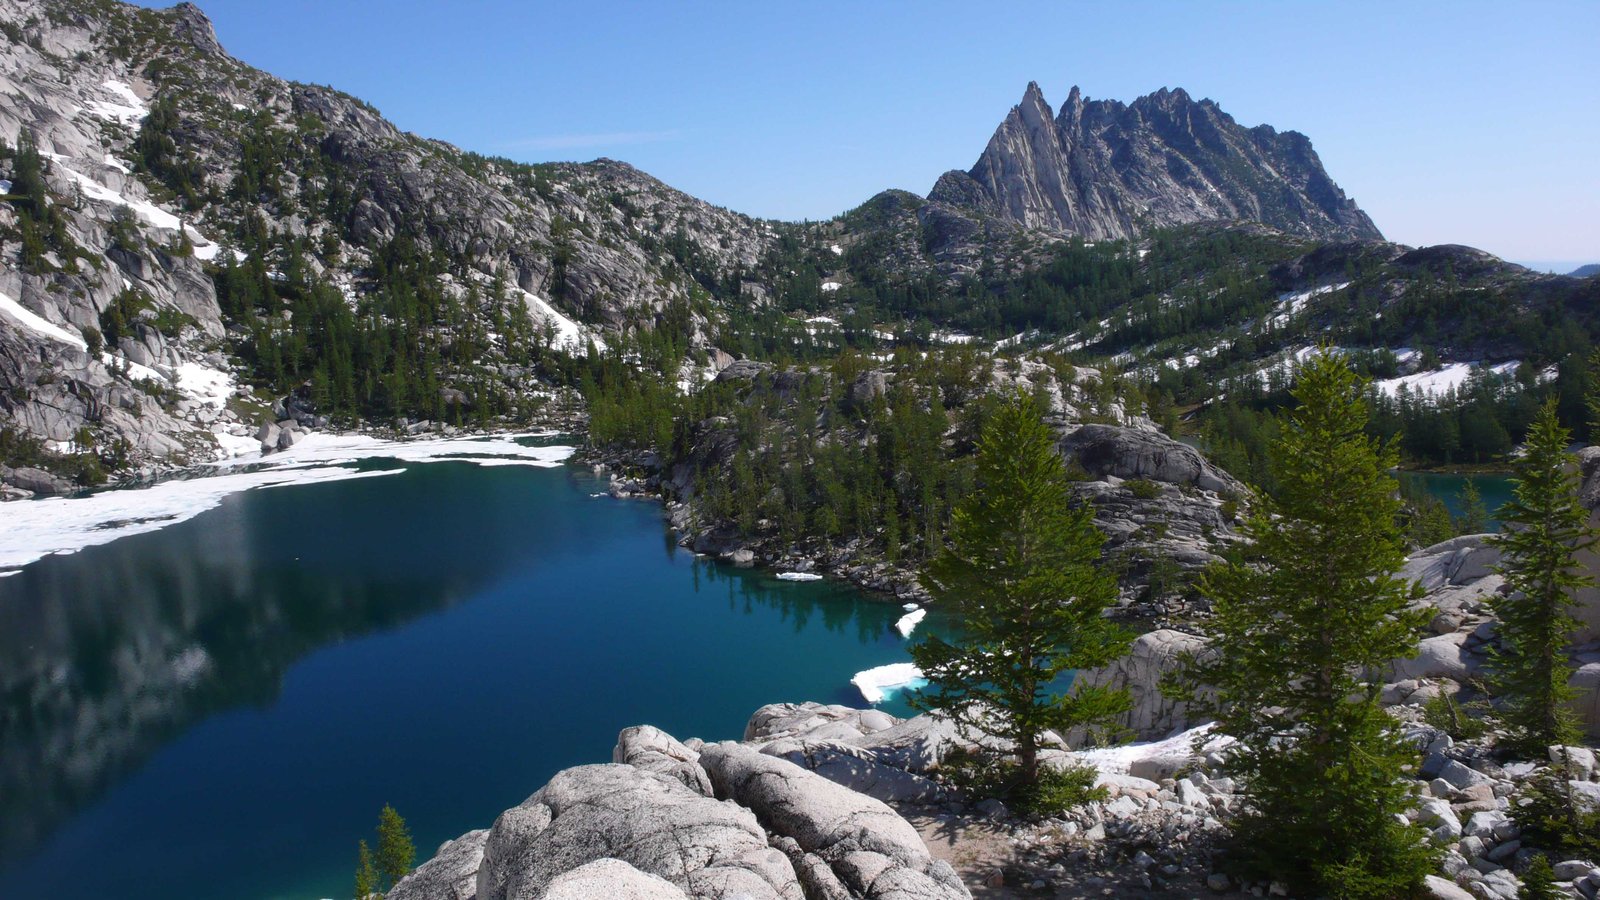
134;0;1598;270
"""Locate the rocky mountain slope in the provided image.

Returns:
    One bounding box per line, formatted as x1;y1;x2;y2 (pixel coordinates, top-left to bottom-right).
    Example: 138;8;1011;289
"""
0;0;806;485
929;82;1381;242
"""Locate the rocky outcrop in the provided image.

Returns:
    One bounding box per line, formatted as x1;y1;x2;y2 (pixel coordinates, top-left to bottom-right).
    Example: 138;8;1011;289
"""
388;830;489;900
1058;423;1242;495
1069;629;1213;742
392;721;971;900
473;764;802;900
699;742;967;900
930;82;1381;242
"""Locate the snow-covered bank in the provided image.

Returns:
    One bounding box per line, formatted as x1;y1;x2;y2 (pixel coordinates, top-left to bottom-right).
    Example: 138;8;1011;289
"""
0;432;574;572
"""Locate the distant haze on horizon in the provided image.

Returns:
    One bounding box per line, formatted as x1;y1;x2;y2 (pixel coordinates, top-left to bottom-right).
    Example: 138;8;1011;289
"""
132;0;1598;265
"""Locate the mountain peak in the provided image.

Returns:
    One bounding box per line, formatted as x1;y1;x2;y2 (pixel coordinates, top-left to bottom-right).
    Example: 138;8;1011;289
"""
168;2;224;56
936;82;1381;242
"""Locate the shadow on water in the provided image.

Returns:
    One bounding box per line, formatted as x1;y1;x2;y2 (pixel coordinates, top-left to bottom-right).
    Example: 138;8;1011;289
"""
0;460;927;900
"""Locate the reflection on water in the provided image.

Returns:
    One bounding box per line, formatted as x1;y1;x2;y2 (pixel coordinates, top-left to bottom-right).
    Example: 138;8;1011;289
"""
0;461;925;900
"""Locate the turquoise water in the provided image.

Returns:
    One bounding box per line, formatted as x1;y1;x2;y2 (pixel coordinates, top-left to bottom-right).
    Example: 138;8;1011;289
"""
1396;471;1514;531
0;459;941;900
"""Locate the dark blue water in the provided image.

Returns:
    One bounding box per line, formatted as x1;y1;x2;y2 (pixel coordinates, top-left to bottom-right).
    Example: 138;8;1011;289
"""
0;458;937;900
1396;471;1514;531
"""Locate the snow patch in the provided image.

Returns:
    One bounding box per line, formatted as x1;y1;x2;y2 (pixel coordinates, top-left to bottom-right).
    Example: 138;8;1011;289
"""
1072;723;1231;776
894;608;926;638
0;433;575;572
1266;282;1349;328
776;572;823;582
173;361;236;408
930;331;976;345
55;161;182;231
0;290;88;350
80;80;148;126
515;287;605;354
1373;361;1520;398
851;662;926;704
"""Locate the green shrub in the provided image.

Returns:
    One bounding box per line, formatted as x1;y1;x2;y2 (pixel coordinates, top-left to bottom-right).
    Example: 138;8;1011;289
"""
1421;691;1489;741
1125;478;1161;499
1513;762;1600;860
938;746;1107;817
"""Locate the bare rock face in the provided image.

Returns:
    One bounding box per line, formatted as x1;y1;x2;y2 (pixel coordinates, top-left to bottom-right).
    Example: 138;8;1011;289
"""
1058;423;1243;495
1069;629;1213;742
930;82;1382;243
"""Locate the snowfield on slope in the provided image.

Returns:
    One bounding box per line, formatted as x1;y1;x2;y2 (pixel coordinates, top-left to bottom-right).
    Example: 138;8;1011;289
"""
516;287;607;354
1373;360;1519;398
0;290;88;349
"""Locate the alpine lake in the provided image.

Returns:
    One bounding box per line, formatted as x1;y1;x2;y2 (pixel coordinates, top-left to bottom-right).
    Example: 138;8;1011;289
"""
0;441;947;900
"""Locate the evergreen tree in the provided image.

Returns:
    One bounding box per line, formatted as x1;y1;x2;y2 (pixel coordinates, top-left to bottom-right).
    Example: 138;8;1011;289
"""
353;839;377;899
1181;352;1435;898
1516;854;1562;900
375;804;415;891
1457;477;1489;535
909;391;1131;798
1489;399;1596;753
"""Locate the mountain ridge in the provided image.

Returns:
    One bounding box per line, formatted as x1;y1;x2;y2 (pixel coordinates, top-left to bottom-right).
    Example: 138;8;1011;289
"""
929;81;1382;243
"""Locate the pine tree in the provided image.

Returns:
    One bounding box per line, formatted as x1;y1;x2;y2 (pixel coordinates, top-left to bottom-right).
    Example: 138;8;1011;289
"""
1181;352;1435;898
353;839;377;899
1458;477;1488;535
1489;399;1595;754
375;804;415;890
909;391;1131;799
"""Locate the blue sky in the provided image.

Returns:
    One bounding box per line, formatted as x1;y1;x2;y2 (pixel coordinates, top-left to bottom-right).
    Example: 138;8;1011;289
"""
137;1;1597;269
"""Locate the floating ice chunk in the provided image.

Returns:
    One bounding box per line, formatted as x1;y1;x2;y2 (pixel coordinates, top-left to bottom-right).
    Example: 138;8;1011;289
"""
0;290;87;350
851;662;926;704
901;602;920;611
776;572;823;582
895;608;926;638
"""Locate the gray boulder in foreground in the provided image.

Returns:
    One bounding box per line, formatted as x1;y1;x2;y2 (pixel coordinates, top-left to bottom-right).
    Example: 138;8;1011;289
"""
472;764;801;900
392;722;970;900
